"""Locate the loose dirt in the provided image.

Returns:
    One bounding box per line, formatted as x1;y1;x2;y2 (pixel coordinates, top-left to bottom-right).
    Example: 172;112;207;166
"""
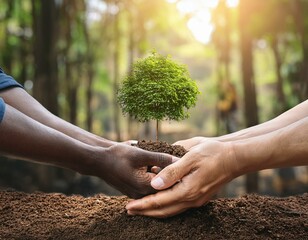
0;191;307;239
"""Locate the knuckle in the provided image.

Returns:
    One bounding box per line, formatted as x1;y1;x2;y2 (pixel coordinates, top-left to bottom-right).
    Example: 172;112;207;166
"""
165;167;180;181
147;196;162;209
182;186;199;202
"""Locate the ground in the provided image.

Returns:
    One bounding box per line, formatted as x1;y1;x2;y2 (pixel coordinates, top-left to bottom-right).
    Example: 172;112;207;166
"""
0;190;307;239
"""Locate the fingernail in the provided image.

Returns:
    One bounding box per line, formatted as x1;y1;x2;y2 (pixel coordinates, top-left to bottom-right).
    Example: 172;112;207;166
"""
129;140;138;145
151;177;165;189
127;210;135;215
172;157;179;163
126;201;137;210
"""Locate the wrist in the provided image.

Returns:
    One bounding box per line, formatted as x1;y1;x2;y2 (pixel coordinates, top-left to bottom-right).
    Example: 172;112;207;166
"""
73;145;108;176
231;133;277;177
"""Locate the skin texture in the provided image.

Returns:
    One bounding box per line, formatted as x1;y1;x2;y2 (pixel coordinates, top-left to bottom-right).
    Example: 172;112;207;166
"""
126;100;308;217
0;88;177;199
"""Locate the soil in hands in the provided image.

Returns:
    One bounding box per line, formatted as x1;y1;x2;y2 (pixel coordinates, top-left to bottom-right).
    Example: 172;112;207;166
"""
135;140;187;157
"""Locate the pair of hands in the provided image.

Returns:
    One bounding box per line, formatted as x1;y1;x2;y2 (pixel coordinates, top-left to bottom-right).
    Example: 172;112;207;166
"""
89;142;178;199
103;137;237;218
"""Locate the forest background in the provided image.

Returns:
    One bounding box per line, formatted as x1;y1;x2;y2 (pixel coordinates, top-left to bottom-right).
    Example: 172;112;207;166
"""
0;0;307;197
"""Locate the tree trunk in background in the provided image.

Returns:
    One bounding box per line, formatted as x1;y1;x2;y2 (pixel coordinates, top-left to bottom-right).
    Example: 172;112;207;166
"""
32;0;59;115
239;0;259;193
126;5;136;139
2;1;14;73
81;0;94;133
31;0;59;191
292;0;308;101
272;36;286;113
113;11;121;141
299;1;308;100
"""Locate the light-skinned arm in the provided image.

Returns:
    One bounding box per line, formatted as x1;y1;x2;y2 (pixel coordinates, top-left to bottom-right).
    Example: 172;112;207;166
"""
126;116;308;217
175;99;308;150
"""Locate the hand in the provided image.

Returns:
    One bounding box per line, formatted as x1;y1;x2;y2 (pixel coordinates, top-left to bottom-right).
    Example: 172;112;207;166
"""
92;143;178;199
173;136;208;150
126;140;237;217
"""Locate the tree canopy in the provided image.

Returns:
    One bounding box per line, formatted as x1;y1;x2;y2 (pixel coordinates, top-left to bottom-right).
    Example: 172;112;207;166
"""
117;51;199;139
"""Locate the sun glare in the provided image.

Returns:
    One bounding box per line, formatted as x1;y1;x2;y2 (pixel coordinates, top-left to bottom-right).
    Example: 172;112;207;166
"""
226;0;239;8
166;0;239;45
187;9;213;44
175;0;218;44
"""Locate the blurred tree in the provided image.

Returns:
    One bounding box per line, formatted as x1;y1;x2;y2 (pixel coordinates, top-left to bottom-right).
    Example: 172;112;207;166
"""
292;0;308;100
249;0;294;114
239;0;259;193
0;0;32;83
32;0;59;115
111;0;122;141
212;0;238;135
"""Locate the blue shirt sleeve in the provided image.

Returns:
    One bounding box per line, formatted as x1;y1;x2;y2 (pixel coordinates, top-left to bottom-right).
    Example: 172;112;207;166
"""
0;67;23;91
0;97;5;123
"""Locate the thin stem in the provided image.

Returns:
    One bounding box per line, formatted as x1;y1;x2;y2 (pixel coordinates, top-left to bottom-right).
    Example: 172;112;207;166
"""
156;120;159;142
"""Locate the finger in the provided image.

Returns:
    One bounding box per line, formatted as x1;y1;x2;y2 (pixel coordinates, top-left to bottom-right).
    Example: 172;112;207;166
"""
173;137;203;150
150;156;192;190
134;149;179;168
126;180;185;211
123;140;138;145
127;202;189;218
151;166;162;174
126;177;190;212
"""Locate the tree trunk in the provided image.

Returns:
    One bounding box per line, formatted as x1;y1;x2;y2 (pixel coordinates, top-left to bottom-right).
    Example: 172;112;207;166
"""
113;10;121;141
271;36;286;113
31;0;59;191
292;0;308;101
32;0;59;115
127;7;135;139
239;0;259;193
156;120;159;142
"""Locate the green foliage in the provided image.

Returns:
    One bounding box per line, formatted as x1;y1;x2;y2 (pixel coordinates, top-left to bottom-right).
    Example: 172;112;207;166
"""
117;51;200;123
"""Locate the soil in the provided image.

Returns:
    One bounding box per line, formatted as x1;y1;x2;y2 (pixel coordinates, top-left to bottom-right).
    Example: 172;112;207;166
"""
0;191;307;239
0;140;307;239
135;140;187;157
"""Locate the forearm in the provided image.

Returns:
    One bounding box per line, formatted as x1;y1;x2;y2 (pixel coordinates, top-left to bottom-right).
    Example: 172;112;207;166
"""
0;103;103;174
232;117;308;177
0;88;115;147
216;100;308;142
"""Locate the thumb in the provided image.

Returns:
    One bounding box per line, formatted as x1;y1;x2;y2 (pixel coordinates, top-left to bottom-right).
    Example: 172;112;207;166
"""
150;158;191;190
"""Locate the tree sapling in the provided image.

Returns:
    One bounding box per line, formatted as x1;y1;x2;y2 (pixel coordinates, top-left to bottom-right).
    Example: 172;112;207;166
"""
117;51;199;141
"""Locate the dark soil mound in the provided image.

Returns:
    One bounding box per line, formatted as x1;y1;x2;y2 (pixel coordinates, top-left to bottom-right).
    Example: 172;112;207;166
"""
0;190;307;239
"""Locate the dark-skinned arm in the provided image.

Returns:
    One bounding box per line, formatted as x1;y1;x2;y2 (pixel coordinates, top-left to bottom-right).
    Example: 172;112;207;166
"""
0;103;176;199
0;87;115;147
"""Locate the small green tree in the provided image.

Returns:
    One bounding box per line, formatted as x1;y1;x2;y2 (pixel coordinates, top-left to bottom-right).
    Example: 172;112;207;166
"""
117;51;199;141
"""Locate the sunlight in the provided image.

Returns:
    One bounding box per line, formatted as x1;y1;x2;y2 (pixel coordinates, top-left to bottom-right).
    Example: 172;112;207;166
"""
174;0;218;45
226;0;239;8
86;0;107;22
176;0;218;13
166;0;239;45
187;9;213;44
